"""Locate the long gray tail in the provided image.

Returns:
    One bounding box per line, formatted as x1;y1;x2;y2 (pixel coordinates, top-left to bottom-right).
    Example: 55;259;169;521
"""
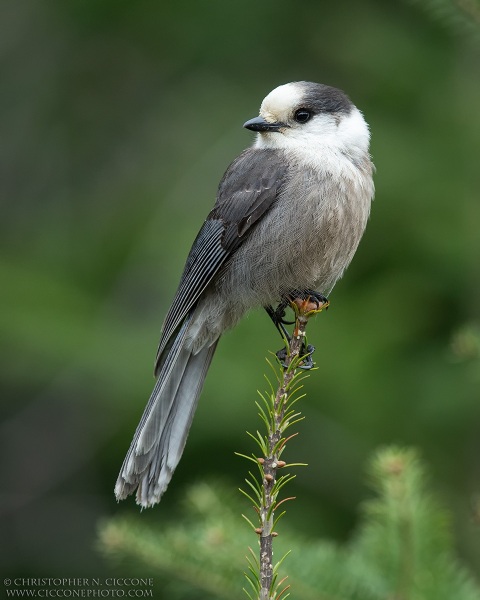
115;315;218;508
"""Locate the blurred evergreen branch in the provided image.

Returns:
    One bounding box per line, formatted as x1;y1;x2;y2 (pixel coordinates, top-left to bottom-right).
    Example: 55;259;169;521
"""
99;446;480;599
405;0;480;40
450;323;480;363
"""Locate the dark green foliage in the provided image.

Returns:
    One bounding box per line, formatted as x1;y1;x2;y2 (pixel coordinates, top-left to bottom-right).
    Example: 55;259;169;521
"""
99;447;480;599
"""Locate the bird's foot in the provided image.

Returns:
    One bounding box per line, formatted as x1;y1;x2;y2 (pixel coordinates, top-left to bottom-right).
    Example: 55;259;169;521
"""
276;343;316;370
287;289;329;313
267;290;329;332
267;290;328;370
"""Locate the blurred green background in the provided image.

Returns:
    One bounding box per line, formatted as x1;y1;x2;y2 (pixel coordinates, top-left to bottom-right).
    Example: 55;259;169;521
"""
1;0;480;585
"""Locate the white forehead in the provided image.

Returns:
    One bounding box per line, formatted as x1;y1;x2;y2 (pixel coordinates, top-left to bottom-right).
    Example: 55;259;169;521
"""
260;83;303;117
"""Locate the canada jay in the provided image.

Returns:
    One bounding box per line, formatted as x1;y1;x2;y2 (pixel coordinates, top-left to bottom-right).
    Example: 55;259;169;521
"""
115;81;375;507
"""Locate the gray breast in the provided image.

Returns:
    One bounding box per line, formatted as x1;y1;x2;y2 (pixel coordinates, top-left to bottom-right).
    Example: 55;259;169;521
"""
220;157;373;305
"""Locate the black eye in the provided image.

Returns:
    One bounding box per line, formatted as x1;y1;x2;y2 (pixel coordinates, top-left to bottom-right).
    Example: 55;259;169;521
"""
294;109;312;124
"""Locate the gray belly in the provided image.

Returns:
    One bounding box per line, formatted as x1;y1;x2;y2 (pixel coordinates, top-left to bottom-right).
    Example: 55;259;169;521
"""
186;166;372;352
222;171;370;299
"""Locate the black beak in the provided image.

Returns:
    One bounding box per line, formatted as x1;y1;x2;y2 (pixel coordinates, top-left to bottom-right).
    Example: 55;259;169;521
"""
243;116;286;132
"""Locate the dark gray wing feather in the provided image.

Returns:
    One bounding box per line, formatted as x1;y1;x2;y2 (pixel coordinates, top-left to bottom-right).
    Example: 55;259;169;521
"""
154;148;288;373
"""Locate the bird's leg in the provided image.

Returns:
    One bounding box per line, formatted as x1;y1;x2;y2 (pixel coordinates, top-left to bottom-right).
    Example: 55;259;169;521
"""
265;290;329;370
265;304;296;368
265;296;295;331
265;305;291;341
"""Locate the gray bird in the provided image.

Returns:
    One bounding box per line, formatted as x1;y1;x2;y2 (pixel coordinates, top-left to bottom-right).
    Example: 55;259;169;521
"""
115;81;375;507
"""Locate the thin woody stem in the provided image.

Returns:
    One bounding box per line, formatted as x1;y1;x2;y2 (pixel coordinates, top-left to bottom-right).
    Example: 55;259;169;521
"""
258;304;317;600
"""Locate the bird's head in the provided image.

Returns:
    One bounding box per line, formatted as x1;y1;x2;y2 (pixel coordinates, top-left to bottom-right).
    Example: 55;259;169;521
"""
244;81;370;157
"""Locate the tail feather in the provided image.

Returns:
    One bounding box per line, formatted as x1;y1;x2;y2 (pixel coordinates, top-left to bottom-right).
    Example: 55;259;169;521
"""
115;315;218;507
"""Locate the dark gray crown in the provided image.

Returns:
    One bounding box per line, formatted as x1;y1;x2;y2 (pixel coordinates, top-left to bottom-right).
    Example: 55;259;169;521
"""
295;82;353;115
